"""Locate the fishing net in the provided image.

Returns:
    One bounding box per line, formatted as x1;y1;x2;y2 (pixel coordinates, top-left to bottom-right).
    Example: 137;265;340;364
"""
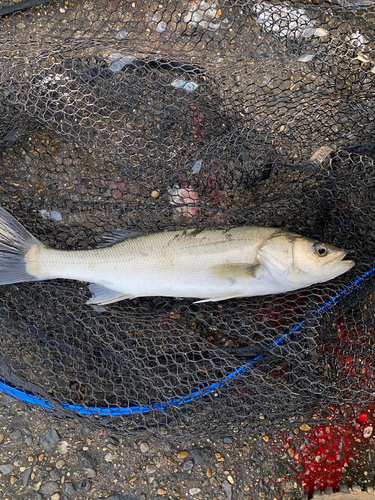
0;0;374;438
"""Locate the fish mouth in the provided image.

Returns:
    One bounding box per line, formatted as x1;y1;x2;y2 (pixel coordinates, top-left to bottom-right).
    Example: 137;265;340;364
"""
339;258;355;270
324;249;354;267
330;251;355;275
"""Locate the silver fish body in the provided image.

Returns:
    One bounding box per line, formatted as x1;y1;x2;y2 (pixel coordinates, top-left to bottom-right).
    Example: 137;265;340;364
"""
0;208;355;306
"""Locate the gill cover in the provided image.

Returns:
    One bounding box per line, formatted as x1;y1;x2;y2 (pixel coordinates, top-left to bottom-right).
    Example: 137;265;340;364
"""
257;233;299;284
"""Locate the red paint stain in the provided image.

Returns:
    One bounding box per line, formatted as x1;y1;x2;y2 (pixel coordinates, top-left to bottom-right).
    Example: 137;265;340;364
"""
291;423;354;495
277;403;375;496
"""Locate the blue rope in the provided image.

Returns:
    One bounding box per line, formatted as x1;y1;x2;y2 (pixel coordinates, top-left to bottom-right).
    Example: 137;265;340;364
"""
1;265;374;416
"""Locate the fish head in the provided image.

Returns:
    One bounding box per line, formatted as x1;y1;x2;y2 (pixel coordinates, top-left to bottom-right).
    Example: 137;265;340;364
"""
257;233;355;287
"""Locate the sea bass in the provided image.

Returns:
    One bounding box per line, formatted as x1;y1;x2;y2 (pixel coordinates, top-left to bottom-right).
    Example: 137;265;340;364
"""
0;208;354;306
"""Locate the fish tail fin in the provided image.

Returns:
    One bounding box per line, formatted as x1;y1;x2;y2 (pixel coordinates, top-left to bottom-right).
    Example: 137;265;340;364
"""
0;207;44;284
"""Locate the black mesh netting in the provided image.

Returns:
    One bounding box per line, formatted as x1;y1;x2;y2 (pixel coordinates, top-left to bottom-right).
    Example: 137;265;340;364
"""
0;0;375;438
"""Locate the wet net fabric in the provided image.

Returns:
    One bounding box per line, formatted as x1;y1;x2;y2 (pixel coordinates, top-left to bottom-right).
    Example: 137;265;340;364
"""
0;0;375;437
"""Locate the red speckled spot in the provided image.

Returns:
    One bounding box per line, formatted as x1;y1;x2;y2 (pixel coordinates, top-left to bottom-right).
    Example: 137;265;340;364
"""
113;189;122;199
291;423;354;495
277;404;375;496
117;181;126;192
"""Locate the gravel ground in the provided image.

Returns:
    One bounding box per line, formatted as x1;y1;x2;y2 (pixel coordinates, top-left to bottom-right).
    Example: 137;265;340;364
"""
0;392;309;500
2;392;375;500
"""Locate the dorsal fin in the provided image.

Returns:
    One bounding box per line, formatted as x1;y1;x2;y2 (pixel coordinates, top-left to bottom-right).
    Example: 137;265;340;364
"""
97;228;145;248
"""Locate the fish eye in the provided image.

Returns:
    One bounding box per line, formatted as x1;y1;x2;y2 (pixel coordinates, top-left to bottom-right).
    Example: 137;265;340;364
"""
314;243;328;257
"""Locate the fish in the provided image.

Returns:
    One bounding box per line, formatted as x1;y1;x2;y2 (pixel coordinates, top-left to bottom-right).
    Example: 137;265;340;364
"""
0;208;354;306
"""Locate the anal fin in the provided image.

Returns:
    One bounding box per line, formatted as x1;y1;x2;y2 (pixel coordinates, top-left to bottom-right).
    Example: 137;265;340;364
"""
193;292;245;304
87;283;137;306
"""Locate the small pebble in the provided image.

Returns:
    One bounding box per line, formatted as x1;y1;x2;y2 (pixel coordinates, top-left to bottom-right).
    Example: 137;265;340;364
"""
85;468;96;478
157;488;167;495
146;464;157;474
17;22;26;29
56;460;65;469
10;475;17;485
189;488;201;496
298;53;315;62
10;430;21;439
115;30;129;39
140;442;150;453
156;21;167;33
183;460;194;471
33;480;42;491
22;468;32;487
150;190;160;199
40;481;58;496
207;468;212;477
51;494;60;500
364;426;373;438
177;450;189;459
300;424;311;431
64;483;77;495
57;441;69;454
222;479;232;500
0;464;14;475
165;455;178;465
50;470;60;481
227;475;234;485
40;429;59;451
104;453;114;462
191;159;203;175
25;436;32;446
223;437;232;444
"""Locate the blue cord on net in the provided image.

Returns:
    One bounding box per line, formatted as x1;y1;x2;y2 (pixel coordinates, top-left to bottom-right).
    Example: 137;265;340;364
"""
0;266;374;417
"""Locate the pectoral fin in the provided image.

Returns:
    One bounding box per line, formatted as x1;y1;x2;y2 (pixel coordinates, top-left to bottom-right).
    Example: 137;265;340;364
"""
194;292;245;304
208;263;260;282
87;284;138;305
